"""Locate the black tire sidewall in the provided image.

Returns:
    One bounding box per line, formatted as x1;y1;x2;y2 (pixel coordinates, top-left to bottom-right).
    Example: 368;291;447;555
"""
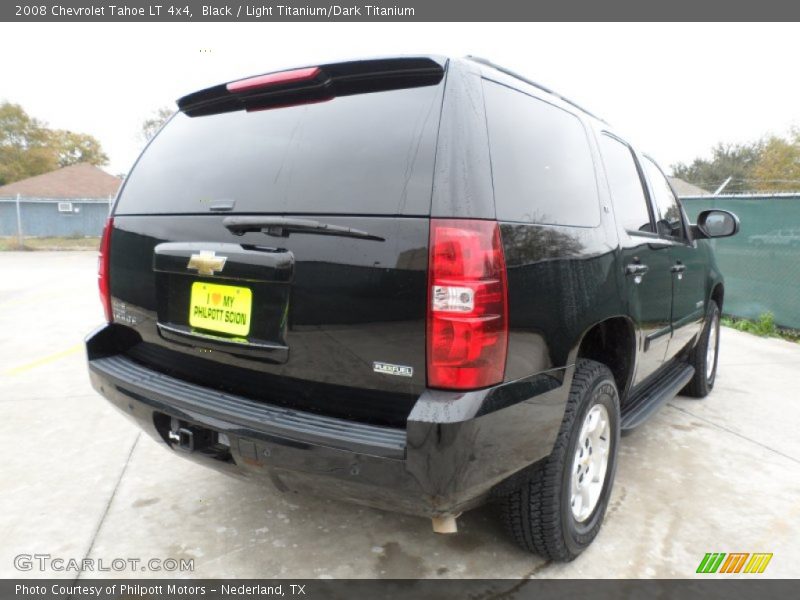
697;302;721;392
705;305;721;388
559;374;620;556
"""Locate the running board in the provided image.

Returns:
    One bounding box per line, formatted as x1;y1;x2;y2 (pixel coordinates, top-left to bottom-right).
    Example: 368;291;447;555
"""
621;363;695;431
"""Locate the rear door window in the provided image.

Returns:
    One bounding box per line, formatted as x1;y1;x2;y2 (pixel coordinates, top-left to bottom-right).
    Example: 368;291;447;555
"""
115;84;445;215
598;134;654;234
483;81;600;227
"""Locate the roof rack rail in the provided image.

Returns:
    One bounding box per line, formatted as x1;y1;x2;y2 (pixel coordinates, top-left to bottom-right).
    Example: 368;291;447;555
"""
465;55;608;124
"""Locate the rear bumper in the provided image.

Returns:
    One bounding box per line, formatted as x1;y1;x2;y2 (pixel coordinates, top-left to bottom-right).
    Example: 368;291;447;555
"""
86;324;568;518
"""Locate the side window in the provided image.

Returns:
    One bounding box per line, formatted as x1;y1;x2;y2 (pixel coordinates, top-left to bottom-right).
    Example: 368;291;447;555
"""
483;81;600;227
598;134;653;234
642;157;686;240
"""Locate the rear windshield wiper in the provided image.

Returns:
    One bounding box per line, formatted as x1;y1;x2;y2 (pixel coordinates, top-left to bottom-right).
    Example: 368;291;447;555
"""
223;216;385;241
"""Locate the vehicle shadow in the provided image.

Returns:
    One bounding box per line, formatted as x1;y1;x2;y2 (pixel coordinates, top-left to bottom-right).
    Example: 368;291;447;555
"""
105;436;551;579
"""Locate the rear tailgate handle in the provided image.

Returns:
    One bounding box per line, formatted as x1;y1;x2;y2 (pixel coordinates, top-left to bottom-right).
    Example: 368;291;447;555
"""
154;242;294;282
670;263;687;273
223;216;385;241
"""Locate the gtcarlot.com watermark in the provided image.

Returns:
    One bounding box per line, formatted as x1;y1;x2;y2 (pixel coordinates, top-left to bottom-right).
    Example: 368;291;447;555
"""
14;553;194;573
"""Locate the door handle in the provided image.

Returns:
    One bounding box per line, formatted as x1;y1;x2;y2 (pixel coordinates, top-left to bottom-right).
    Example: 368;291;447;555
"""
625;263;649;276
671;263;687;273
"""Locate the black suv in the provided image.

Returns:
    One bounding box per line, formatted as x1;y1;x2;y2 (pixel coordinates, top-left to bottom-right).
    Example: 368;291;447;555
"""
86;56;739;560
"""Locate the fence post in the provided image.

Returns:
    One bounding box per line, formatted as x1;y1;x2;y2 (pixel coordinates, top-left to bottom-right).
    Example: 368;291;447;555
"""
15;193;23;249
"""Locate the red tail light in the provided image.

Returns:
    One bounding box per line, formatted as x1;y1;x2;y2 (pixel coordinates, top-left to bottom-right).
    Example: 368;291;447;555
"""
226;67;322;93
98;217;113;323
427;219;508;390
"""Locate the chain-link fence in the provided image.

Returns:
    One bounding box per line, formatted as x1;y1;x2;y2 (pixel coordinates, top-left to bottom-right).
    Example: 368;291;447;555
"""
682;194;800;329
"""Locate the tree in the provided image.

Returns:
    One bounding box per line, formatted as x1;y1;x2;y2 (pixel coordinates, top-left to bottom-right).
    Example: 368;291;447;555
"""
0;101;108;186
671;141;763;194
48;129;109;168
750;129;800;192
140;106;173;143
0;102;55;185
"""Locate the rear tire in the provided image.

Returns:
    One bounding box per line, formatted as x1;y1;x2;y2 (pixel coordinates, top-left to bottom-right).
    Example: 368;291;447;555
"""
682;300;720;398
501;359;620;560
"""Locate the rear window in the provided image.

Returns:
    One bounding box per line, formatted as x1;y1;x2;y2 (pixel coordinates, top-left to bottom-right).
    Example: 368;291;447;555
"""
116;84;444;215
598;134;654;234
483;80;600;227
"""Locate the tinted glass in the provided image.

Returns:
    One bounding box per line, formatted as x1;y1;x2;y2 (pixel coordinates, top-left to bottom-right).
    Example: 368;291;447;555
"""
599;135;653;233
116;84;444;215
483;81;600;227
643;157;685;239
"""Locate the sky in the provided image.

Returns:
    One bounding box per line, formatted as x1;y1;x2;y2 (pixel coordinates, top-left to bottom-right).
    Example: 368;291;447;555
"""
1;22;798;176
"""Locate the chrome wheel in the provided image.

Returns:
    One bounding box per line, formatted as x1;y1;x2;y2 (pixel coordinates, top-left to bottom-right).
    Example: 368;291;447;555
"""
570;404;611;522
706;312;719;381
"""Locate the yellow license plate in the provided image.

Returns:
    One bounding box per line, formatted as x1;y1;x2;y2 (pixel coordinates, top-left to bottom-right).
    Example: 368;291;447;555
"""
189;282;252;337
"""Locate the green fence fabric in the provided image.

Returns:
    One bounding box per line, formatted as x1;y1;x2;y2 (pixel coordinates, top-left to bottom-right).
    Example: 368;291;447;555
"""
681;194;800;329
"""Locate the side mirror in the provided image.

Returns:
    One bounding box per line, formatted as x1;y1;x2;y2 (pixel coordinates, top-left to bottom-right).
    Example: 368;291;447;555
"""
693;209;740;239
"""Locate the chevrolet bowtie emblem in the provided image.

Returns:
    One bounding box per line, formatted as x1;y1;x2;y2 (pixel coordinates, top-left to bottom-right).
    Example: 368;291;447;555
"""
187;250;227;276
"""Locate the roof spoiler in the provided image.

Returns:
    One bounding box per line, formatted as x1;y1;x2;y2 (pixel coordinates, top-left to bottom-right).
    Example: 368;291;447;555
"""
177;56;446;117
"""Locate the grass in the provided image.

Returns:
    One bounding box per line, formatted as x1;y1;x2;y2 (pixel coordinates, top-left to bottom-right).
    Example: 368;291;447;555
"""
0;236;100;251
722;311;800;343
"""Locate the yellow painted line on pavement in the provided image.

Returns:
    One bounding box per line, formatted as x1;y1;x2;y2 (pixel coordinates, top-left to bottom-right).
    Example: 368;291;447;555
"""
4;343;82;376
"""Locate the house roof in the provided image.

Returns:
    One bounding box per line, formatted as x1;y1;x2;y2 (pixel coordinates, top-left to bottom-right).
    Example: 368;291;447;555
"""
0;163;121;199
668;177;710;197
